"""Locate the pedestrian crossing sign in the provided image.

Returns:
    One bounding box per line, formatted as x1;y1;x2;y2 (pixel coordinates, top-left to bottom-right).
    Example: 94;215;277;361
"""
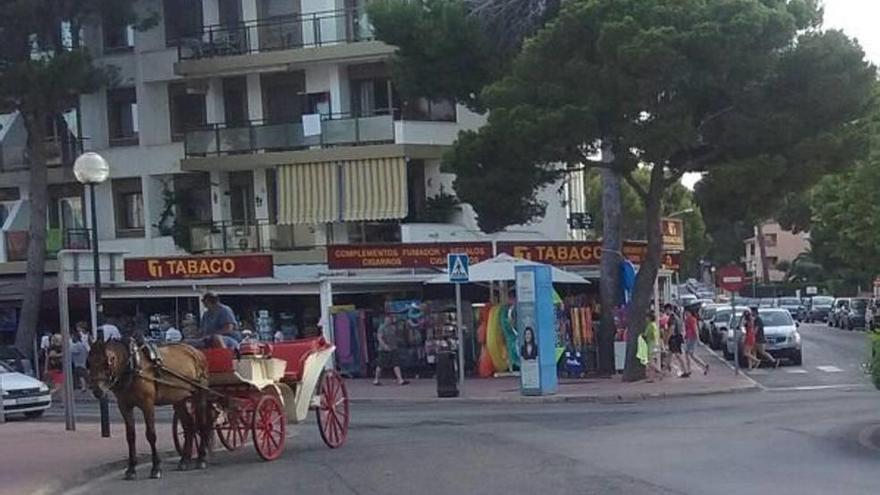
448;253;469;283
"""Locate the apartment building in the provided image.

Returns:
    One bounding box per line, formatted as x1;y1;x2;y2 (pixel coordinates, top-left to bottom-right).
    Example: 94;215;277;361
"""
743;221;810;283
1;0;592;342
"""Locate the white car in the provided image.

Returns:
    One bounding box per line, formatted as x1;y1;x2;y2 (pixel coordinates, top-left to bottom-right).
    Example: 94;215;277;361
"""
726;308;803;366
1;362;52;418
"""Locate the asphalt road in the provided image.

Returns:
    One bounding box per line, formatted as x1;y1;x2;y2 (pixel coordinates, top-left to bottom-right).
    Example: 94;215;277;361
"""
737;322;872;391
63;324;880;495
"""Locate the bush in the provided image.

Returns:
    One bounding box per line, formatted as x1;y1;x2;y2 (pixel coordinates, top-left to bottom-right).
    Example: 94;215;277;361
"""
868;333;880;390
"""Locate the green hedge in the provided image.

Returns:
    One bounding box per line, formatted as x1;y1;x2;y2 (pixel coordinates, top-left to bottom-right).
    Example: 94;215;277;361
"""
869;333;880;390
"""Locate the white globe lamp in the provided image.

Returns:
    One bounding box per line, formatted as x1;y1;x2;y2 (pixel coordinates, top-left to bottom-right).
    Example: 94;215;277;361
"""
73;152;110;184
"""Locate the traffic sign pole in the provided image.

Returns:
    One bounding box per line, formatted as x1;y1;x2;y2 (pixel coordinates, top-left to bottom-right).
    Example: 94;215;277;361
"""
732;292;739;375
717;265;747;376
448;254;470;389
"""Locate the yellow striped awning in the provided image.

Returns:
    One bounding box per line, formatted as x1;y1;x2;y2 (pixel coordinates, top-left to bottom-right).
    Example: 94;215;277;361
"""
277;157;408;225
277;162;340;224
341;157;407;222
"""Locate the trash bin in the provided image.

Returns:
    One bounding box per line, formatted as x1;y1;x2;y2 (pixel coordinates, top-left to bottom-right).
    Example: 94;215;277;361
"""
435;350;459;398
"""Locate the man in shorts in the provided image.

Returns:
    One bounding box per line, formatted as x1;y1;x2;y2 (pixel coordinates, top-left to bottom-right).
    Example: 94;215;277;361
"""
199;292;239;349
373;315;408;386
665;304;689;377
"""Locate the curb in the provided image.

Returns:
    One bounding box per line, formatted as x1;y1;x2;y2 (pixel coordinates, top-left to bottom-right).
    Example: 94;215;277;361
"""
36;448;179;495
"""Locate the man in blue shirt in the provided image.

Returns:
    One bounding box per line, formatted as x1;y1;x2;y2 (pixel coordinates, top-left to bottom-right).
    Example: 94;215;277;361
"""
200;292;239;349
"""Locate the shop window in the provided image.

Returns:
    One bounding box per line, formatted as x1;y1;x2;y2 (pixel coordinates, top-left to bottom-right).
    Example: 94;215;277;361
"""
103;13;134;52
401;97;456;122
113;178;145;237
164;0;203;46
168;82;207;141
107;87;139;147
347;221;401;244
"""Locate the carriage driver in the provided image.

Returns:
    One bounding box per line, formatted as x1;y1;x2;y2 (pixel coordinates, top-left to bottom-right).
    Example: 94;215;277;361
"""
200;292;240;349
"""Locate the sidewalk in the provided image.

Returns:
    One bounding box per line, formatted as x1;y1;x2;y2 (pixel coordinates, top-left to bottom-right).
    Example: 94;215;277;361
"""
0;420;174;495
350;346;757;403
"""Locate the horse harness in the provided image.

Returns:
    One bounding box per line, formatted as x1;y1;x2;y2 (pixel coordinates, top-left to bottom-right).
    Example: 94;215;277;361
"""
109;338;217;397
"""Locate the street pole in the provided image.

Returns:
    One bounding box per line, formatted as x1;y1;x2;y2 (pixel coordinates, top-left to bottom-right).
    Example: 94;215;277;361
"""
89;183;111;438
732;292;739;375
455;282;465;388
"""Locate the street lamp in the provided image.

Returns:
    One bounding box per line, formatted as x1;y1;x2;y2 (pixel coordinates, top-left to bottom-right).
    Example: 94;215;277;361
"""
666;207;695;218
73;152;111;438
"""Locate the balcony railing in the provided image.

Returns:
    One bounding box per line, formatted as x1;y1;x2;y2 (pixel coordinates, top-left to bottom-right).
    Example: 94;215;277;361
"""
183;220;315;254
4;228;90;261
184;113;394;158
177;8;373;61
0;136;85;172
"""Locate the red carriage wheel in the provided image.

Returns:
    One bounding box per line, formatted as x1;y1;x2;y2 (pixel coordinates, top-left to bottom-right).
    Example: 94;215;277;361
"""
252;393;286;461
216;399;251;451
172;398;204;457
317;370;349;448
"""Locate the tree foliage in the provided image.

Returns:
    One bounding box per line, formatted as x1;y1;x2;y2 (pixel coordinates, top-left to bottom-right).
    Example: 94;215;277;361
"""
583;170;709;277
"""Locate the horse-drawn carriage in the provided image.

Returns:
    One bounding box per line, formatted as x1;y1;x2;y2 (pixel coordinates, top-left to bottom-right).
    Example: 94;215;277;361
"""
172;336;350;461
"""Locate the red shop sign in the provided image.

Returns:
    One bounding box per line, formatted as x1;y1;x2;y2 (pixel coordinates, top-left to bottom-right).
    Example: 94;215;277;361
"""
496;241;650;266
124;254;274;281
328;243;493;269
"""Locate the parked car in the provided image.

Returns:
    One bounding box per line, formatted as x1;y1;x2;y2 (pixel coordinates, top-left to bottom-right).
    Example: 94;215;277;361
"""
841;298;871;330
0;361;51;418
727;308;802;366
776;297;805;321
712;306;748;356
830;298;852;328
0;345;34;377
759;298;777;308
678;294;698;306
806;295;834;323
699;304;723;346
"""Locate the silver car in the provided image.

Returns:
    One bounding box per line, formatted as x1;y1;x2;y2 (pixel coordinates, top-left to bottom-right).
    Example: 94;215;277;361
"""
726;308;802;366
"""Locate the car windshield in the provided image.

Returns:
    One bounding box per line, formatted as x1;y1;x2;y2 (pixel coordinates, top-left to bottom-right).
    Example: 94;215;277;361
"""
760;311;793;326
779;298;800;305
852;299;869;310
813;296;834;305
0;361;11;373
701;307;717;319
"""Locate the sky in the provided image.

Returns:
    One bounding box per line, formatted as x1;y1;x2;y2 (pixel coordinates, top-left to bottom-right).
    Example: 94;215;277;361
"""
681;0;880;190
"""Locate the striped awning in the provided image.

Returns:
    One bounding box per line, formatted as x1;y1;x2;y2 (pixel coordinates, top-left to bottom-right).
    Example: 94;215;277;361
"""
277;157;408;225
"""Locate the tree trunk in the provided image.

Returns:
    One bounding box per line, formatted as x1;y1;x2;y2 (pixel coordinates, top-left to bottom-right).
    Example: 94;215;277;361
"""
623;166;665;382
756;222;770;284
15;111;50;354
597;166;622;375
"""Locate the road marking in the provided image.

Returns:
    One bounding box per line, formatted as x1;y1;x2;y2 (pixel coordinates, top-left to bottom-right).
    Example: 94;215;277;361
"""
816;366;844;373
784;369;809;374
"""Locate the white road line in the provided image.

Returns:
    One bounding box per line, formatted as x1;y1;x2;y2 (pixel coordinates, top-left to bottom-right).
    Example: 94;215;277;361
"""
784;369;809;374
767;384;867;392
816;365;844;373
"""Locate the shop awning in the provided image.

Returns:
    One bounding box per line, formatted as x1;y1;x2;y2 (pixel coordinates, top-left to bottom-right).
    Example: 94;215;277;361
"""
342;157;407;221
277;157;408;225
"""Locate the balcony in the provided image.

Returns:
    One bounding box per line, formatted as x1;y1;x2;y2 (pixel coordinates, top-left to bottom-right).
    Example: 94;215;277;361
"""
3;228;90;262
184;113;394;158
179;220;316;255
174;9;391;77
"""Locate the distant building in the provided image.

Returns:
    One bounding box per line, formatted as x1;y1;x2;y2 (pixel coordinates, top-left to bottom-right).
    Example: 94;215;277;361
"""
743;221;809;283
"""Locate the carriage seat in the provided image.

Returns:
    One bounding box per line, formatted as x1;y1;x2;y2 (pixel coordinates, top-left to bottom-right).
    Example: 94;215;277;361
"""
272;337;331;381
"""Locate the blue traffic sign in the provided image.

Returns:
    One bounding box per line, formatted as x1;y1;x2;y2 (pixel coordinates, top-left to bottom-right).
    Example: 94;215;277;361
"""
448;253;469;283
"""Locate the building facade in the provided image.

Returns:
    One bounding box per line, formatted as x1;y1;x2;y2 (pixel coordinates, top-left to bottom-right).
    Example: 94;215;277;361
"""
1;0;595;342
743;221;810;283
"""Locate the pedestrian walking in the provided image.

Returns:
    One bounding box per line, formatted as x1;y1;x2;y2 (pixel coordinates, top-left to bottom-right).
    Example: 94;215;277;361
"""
373;315;408;386
664;304;689;377
751;306;779;368
641;311;664;381
742;310;761;370
865;303;875;331
684;308;709;375
70;333;89;391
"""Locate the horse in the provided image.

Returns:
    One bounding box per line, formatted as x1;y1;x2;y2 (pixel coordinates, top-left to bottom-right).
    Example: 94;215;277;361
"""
88;338;213;480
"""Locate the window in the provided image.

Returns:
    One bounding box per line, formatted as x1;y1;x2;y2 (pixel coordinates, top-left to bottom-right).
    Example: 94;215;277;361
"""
174;173;212;225
749;243;755;256
107;87;138;146
767;257;778;268
103;14;134;52
113;178;145;237
351;78;396;116
222;77;249;126
164;0;203;46
168;83;207;141
261;72;306;124
347;222;401;244
401;97;457;122
48;184;84;231
764;233;778;247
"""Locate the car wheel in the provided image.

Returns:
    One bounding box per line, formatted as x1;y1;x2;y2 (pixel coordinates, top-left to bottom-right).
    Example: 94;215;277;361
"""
791;351;803;366
24;410;45;419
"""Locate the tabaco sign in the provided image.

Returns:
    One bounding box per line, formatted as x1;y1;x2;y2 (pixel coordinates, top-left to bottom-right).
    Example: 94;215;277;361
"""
328;243;493;269
497;241;650;266
124;254;274;281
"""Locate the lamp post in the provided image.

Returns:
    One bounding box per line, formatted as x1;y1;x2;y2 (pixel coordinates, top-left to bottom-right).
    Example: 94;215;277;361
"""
666;207;694;218
73;152;111;438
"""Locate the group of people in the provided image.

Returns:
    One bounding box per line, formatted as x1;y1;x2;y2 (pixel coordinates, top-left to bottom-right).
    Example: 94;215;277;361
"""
638;304;710;380
740;306;780;370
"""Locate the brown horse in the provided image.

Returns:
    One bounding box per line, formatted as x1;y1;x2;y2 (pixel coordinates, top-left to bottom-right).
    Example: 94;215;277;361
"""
88;339;213;480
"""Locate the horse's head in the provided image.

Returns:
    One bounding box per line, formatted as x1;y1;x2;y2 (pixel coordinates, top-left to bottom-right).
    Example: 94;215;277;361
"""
87;340;125;400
